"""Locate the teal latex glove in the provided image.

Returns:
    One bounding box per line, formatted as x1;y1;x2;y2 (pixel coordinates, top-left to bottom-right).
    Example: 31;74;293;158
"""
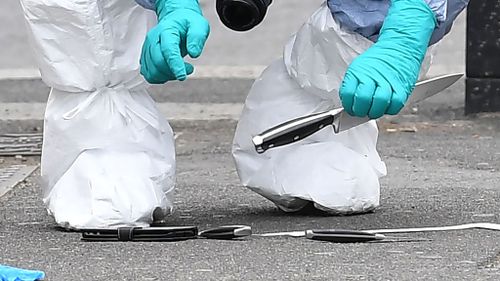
339;0;437;119
140;0;210;84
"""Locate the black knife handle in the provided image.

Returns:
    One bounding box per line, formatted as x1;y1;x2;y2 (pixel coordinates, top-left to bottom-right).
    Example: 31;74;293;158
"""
253;111;338;154
80;226;198;242
305;229;385;243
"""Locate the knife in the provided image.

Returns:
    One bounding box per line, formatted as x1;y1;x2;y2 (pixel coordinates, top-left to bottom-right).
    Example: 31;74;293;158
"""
255;222;500;242
252;73;463;153
255;229;430;243
80;225;252;242
80;226;199;242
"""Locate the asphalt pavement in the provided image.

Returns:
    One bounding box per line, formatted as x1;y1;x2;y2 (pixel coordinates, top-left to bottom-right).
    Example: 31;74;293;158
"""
0;114;500;280
0;76;499;280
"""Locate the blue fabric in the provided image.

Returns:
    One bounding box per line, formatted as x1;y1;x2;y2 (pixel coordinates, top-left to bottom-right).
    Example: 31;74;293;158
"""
327;0;469;45
0;265;45;281
135;0;156;10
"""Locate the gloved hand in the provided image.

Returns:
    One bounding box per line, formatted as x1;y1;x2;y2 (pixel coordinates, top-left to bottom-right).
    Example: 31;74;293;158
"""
339;0;437;119
140;0;210;84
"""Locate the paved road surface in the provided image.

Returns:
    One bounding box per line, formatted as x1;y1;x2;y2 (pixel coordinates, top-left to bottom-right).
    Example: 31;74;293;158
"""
2;2;498;281
0;115;499;280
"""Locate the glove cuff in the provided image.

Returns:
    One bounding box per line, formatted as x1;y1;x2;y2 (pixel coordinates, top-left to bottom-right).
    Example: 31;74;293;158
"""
155;0;202;19
378;0;437;50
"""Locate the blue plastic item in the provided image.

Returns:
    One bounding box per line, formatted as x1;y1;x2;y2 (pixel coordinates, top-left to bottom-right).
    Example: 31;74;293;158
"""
0;265;45;281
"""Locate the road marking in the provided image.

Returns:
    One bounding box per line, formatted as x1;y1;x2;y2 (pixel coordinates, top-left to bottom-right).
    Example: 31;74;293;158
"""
157;102;243;120
0;68;41;80
0;102;244;121
193;65;266;79
0;165;38;198
0;65;267;80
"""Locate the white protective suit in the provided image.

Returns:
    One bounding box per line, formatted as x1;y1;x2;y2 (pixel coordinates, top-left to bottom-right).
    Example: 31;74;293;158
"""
20;0;175;228
232;4;434;214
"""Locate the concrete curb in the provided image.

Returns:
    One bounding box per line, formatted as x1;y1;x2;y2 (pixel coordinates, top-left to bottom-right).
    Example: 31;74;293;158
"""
0;66;467;105
0;66;267;80
0;71;469;133
0;77;256;104
0;102;243;121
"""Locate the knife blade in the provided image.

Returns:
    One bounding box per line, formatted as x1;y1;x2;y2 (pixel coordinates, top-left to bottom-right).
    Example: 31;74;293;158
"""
252;73;463;153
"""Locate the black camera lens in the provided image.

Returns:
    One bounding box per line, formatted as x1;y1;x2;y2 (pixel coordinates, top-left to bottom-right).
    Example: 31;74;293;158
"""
216;0;272;32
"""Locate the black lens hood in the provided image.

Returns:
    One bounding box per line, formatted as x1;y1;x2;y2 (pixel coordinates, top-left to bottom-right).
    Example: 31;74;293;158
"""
216;0;272;32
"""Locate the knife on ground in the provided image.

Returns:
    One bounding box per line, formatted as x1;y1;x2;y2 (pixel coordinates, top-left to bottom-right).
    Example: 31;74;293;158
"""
255;229;430;243
80;225;252;242
252;73;463;154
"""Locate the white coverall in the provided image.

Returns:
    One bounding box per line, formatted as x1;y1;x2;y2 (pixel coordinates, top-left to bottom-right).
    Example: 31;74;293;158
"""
20;0;175;229
232;0;467;213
